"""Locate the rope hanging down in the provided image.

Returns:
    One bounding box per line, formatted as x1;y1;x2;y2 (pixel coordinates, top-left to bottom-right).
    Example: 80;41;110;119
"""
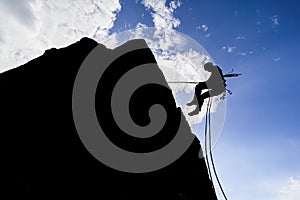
205;98;228;200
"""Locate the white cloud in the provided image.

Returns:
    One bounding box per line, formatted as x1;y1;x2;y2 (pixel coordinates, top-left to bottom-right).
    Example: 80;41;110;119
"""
227;46;236;53
236;50;254;56
169;0;182;11
0;0;37;27
0;0;121;73
236;35;245;40
278;177;300;200
202;24;208;32
222;46;236;53
260;176;300;200
196;24;210;38
136;22;148;29
138;0;184;56
141;0;181;29
274;57;281;62
205;33;211;38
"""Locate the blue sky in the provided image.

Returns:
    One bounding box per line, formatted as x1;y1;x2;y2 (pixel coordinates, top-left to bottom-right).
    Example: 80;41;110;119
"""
111;0;300;199
0;0;299;199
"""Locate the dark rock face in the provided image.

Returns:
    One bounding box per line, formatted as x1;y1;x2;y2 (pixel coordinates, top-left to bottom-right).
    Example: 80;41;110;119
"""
1;37;217;199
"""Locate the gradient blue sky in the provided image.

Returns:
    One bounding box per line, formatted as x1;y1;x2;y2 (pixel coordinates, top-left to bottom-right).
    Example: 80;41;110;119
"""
111;1;300;199
1;0;299;199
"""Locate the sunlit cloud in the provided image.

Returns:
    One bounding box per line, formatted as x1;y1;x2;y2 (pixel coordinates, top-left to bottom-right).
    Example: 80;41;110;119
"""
201;24;208;32
141;0;182;29
196;24;210;38
222;46;236;53
0;0;122;73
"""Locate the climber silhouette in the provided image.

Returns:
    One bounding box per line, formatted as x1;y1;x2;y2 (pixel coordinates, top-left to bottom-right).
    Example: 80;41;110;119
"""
187;62;226;116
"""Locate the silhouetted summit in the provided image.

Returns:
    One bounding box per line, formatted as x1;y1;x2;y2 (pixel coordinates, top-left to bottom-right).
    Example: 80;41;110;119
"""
1;37;217;199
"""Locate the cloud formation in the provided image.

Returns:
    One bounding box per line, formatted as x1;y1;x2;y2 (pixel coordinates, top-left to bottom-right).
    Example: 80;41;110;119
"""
0;0;37;27
235;35;245;40
261;176;300;200
278;177;300;200
202;24;208;32
141;0;181;29
222;46;236;53
0;0;121;73
274;57;281;62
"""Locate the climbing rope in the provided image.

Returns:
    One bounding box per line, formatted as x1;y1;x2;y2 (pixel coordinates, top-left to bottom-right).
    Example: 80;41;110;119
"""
204;98;213;181
205;98;228;200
